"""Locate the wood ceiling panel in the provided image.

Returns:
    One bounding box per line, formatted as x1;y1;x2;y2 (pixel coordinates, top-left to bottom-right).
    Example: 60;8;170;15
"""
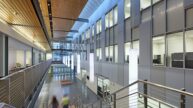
52;19;74;30
0;0;50;51
39;0;52;39
53;32;69;38
51;0;87;38
51;0;87;19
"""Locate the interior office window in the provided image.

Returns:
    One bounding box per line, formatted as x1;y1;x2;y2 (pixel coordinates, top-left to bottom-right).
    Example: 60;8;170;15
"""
26;51;32;66
86;29;90;39
141;8;151;23
125;42;131;63
105;6;118;29
16;50;25;67
186;8;193;28
140;0;151;10
132;40;140;64
167;32;183;68
153;0;161;4
81;33;85;41
96;19;102;34
105;14;109;28
109;10;114;27
115;45;118;63
133;40;139;50
92;25;95;37
132;27;140;40
167;0;184;32
125;0;131;19
52;42;60;49
114;6;118;25
105;47;109;61
109;46;114;62
99;48;102;60
96;49;99;61
152;36;165;66
185;30;193;69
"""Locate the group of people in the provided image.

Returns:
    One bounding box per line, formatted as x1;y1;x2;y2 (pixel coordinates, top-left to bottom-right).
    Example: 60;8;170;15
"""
49;95;70;108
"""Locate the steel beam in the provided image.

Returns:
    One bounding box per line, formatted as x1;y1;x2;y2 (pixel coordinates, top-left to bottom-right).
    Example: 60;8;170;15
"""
51;16;89;23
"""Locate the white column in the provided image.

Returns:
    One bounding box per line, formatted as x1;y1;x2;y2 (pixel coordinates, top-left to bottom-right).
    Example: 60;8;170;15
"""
128;49;139;108
77;54;80;74
71;55;74;70
89;53;94;82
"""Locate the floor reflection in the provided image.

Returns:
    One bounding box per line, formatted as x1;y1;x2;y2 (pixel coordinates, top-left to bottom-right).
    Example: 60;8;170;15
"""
34;64;98;108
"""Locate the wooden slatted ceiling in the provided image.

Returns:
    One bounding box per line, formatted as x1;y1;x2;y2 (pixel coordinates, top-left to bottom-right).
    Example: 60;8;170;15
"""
39;0;52;39
51;0;87;38
53;32;69;38
0;0;50;51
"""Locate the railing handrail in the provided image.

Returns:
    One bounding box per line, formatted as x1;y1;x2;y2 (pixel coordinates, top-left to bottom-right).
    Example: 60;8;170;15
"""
0;59;52;80
110;80;193;97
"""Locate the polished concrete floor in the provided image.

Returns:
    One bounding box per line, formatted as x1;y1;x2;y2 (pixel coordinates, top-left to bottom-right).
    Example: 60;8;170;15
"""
34;65;99;108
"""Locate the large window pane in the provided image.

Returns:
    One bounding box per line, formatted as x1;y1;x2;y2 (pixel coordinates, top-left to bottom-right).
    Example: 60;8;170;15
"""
133;40;139;50
109;46;113;62
133;40;140;64
125;0;131;18
114;6;118;24
99;48;102;60
167;32;183;68
26;51;32;66
96;48;100;61
105;14;109;29
153;1;165;36
92;25;95;37
86;29;90;39
132;27;140;40
81;33;85;41
115;45;118;63
186;8;193;28
152;36;165;65
109;10;113;27
140;0;151;10
185;30;193;69
167;0;184;32
153;0;161;4
105;47;109;61
125;42;131;63
97;19;102;34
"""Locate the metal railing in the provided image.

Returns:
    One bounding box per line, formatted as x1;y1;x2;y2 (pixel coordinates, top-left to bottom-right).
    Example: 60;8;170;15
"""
85;80;193;108
0;60;52;108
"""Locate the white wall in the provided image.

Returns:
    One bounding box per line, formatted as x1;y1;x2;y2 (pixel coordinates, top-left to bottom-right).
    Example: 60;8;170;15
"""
8;37;31;71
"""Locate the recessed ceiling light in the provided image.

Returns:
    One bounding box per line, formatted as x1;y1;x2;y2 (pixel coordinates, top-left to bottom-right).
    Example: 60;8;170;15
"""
13;12;18;15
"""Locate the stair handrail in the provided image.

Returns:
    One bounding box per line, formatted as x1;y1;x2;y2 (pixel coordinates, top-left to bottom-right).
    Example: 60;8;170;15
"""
110;80;193;97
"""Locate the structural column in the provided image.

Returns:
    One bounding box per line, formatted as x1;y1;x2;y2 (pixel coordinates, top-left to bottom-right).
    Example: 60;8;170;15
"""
0;34;8;77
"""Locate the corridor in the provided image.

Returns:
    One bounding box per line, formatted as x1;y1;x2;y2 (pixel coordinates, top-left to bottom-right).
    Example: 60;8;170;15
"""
34;65;99;108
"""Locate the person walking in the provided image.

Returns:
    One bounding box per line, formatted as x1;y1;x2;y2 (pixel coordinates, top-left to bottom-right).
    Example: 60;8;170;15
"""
49;96;59;108
61;94;70;108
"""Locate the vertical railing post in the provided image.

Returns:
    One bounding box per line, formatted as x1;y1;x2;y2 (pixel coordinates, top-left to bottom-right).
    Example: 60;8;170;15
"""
113;94;116;108
144;79;148;108
100;100;102;108
180;88;186;108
